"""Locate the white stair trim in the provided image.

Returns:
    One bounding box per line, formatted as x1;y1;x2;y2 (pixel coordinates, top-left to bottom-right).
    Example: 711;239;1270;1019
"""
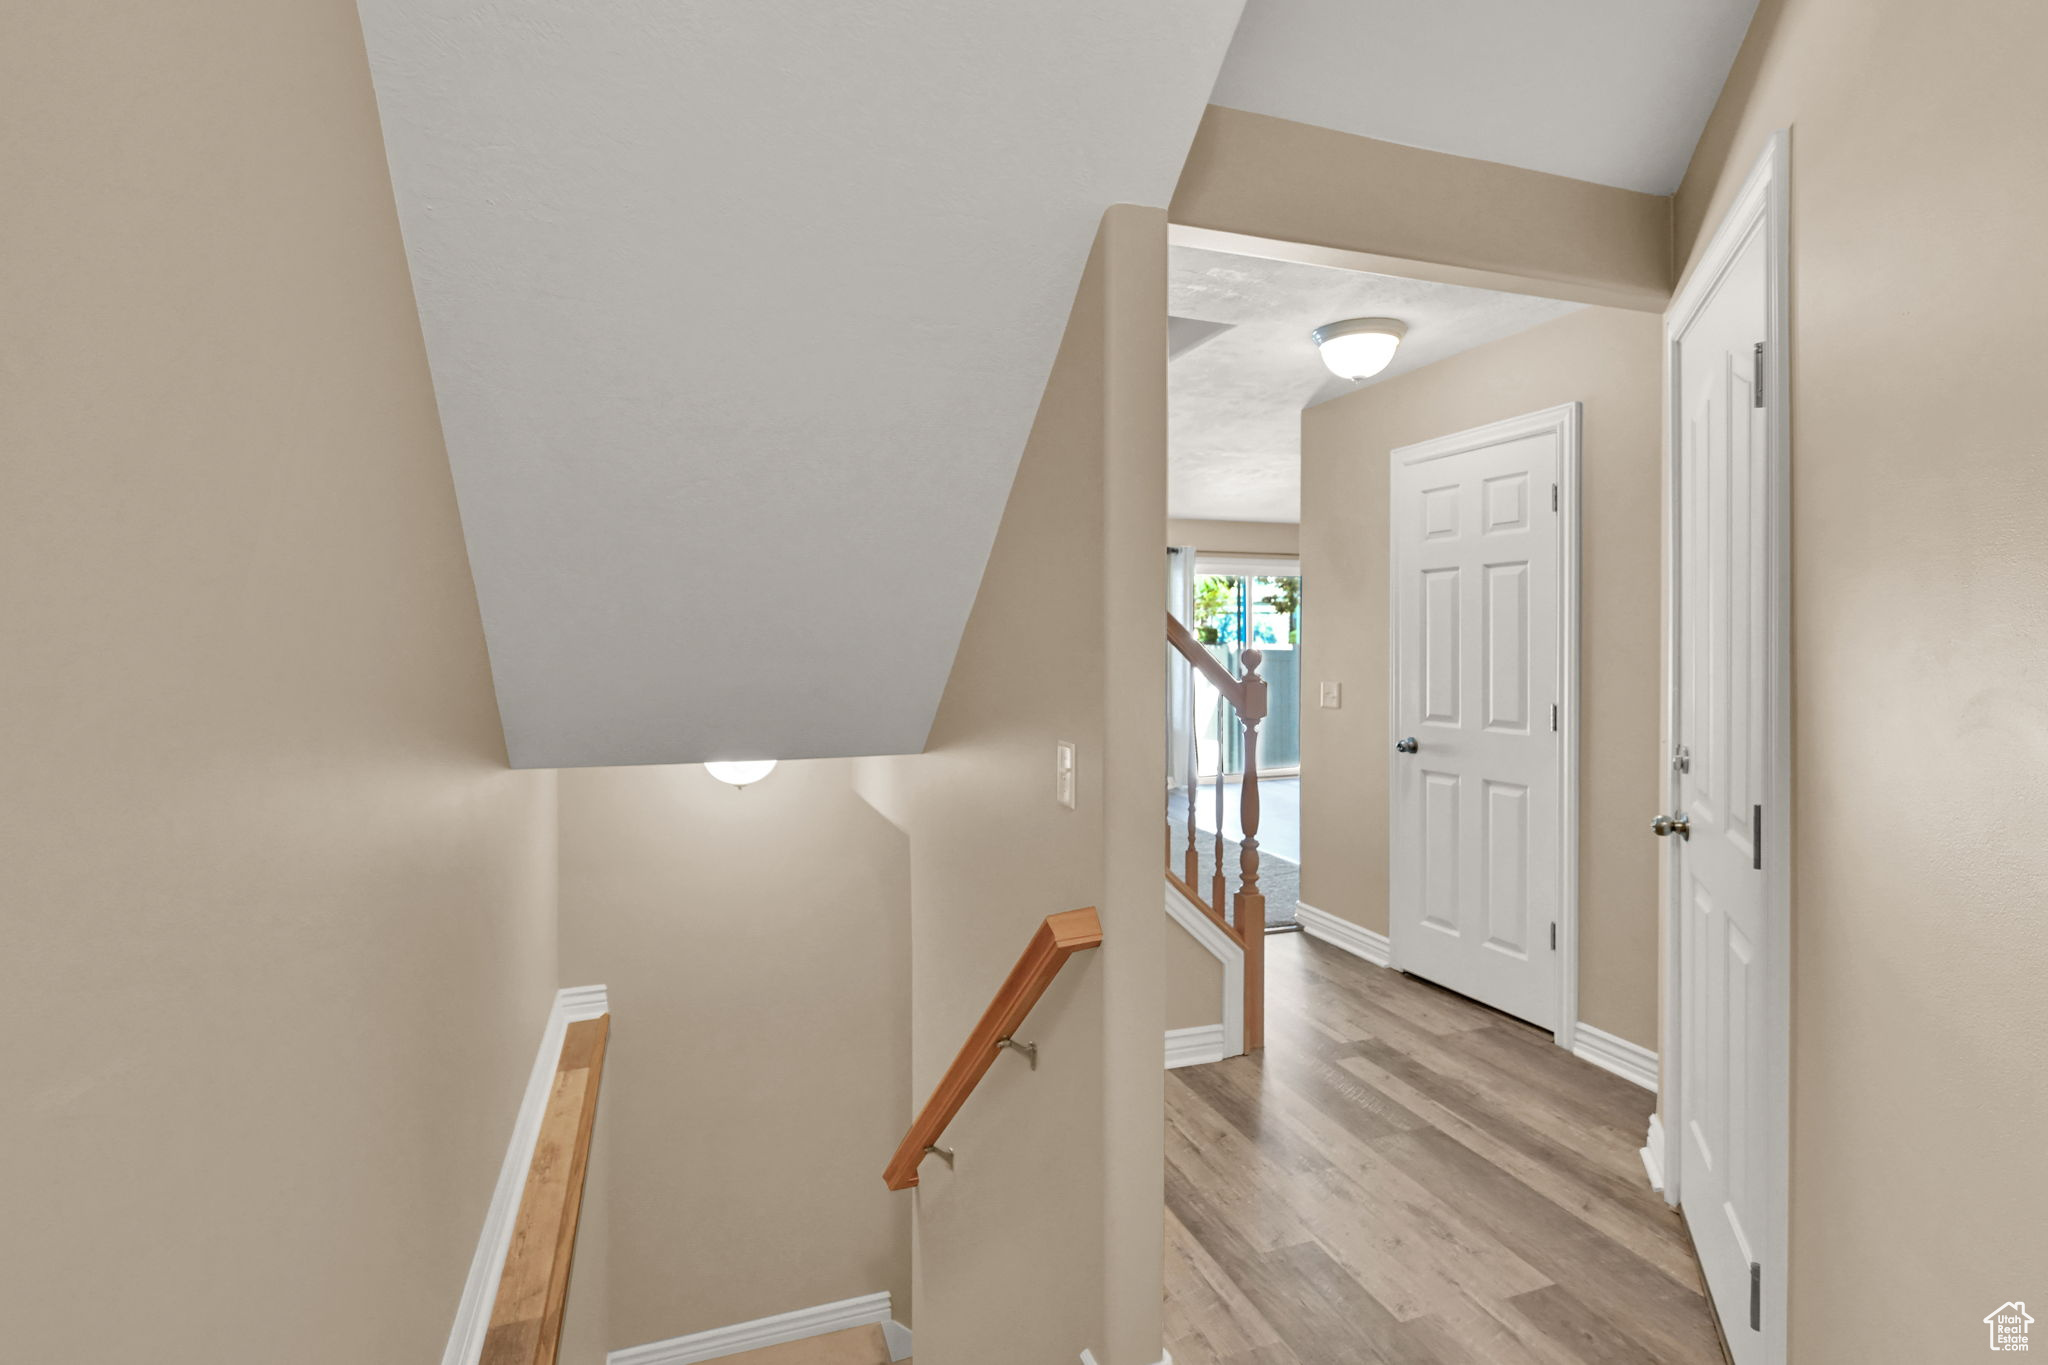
442;985;611;1365
1163;882;1243;1058
1294;902;1391;967
1571;1022;1660;1091
1641;1113;1667;1193
609;1292;911;1364
1165;1023;1228;1070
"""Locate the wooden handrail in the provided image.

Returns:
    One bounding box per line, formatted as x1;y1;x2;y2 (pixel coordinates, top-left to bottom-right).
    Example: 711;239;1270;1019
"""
1165;611;1268;1052
482;1014;609;1365
883;907;1103;1190
1167;612;1251;714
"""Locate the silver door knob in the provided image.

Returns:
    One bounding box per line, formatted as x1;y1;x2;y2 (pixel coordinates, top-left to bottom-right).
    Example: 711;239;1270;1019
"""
1395;737;1419;754
1652;813;1691;840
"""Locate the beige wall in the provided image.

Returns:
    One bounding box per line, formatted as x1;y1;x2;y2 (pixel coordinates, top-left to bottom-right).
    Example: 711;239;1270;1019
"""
0;1;561;1359
1172;106;1672;311
1299;307;1664;1048
857;206;1168;1365
1093;205;1175;1365
557;762;911;1350
1168;518;1300;557
1674;2;2048;1356
1164;918;1226;1033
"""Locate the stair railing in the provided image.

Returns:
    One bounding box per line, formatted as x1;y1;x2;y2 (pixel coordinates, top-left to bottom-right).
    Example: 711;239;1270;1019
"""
482;1014;609;1365
1165;611;1266;1051
883;906;1103;1190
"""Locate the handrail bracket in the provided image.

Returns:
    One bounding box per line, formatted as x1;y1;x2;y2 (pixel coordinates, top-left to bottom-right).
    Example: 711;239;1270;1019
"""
996;1036;1039;1070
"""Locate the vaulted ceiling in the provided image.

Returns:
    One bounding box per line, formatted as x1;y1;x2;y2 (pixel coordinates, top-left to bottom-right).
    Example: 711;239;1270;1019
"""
1211;0;1760;194
354;0;1245;767
354;0;1757;767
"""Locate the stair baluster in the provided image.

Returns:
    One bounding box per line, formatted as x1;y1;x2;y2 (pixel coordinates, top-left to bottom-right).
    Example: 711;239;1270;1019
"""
1163;612;1267;1053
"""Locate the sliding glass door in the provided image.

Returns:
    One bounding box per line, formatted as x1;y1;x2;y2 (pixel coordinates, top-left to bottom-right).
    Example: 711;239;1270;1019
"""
1190;561;1300;776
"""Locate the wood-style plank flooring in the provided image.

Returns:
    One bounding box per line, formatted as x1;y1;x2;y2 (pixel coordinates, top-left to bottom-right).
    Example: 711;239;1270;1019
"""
1164;934;1726;1365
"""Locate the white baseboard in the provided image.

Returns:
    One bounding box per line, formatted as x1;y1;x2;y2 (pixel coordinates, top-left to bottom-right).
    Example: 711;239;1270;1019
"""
1641;1113;1666;1193
609;1292;911;1364
442;985;610;1365
1162;882;1243;1058
1165;1023;1228;1070
1571;1023;1659;1091
1294;902;1391;967
1080;1353;1171;1365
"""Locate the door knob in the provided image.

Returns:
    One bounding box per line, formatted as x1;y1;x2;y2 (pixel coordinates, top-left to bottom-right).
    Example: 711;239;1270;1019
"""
1652;813;1691;840
1395;737;1419;754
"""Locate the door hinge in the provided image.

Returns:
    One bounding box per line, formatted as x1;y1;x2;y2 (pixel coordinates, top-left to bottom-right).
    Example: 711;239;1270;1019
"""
1752;804;1763;870
1549;922;1557;951
1753;342;1766;408
1551;482;1559;512
1551;703;1559;732
1749;1261;1762;1330
1672;744;1691;774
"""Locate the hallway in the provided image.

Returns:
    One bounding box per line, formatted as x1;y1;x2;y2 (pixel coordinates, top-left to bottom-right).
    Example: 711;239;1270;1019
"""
1163;935;1725;1364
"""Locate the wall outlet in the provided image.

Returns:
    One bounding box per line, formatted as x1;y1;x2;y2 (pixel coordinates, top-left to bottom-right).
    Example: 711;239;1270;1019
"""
1054;740;1076;809
1320;682;1341;709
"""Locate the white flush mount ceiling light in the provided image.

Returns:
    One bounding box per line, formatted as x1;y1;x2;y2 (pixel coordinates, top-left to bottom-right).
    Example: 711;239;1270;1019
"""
1312;317;1407;381
704;760;778;787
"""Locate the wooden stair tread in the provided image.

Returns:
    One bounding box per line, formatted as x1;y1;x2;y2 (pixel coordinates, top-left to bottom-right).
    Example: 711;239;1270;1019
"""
480;1015;610;1365
714;1324;894;1365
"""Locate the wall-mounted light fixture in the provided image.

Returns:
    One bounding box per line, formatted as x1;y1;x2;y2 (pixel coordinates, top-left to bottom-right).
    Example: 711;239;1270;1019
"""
705;760;778;787
1311;317;1406;381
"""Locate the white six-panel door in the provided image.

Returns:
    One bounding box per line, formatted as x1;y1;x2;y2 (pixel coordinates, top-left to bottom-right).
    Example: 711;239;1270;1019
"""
1389;406;1575;1031
1669;184;1779;1363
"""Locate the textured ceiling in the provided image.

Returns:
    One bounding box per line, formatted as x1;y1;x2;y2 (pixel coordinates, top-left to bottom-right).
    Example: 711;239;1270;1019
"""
353;0;1245;767
1211;0;1760;194
1168;246;1583;523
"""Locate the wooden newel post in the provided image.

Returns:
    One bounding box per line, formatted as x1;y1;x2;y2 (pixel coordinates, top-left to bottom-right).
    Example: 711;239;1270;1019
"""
1234;649;1268;1052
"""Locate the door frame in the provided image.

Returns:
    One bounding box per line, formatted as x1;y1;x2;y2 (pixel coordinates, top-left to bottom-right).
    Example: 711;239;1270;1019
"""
1657;129;1791;1362
1387;401;1582;1045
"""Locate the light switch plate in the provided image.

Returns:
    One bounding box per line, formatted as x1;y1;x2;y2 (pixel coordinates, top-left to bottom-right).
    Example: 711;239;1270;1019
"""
1054;740;1076;809
1320;682;1341;709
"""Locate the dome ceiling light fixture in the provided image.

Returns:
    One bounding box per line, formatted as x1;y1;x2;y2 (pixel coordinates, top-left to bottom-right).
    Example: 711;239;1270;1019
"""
705;759;779;787
1311;317;1407;381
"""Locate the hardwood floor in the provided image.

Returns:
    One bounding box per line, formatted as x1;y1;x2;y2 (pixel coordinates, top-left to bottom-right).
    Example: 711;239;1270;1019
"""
1164;934;1726;1365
